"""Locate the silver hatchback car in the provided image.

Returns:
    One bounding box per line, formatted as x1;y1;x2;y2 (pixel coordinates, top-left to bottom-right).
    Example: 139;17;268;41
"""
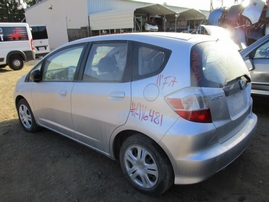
14;32;257;195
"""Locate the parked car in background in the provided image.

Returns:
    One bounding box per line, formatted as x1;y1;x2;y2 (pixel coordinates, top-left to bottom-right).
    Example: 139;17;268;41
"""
240;34;269;96
0;23;35;70
14;32;257;195
144;21;158;32
30;24;50;57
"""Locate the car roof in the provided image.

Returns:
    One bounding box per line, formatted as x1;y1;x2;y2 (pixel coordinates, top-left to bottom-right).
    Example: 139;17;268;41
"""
0;22;30;27
65;32;219;47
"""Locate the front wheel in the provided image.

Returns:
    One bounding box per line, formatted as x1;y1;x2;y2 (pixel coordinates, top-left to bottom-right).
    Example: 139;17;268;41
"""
16;99;40;132
120;134;174;196
9;55;24;70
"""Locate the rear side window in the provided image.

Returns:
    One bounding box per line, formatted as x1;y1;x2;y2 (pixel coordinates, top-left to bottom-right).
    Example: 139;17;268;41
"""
253;40;269;59
0;27;29;41
191;40;249;88
132;42;171;80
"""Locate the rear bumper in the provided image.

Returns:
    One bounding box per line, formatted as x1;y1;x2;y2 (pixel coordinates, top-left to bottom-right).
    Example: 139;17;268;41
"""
160;112;257;185
251;89;269;96
23;50;36;61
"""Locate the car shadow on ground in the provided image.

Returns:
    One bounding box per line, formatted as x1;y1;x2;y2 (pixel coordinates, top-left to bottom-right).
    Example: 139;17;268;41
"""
252;95;269;114
0;67;12;73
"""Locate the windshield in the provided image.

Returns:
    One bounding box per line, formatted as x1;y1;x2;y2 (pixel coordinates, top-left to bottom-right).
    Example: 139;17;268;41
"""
190;40;249;88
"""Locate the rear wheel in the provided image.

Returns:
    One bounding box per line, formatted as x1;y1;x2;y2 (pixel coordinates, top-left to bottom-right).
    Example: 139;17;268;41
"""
120;134;174;196
9;55;24;70
16;99;40;132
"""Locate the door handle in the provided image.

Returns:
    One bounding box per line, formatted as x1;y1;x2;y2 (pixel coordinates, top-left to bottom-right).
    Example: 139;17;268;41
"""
109;91;125;100
58;90;67;97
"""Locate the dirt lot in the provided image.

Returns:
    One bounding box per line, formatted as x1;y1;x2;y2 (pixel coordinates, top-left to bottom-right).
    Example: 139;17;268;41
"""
0;60;269;202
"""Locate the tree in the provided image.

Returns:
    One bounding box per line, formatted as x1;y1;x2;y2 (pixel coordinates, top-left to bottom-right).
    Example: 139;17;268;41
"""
25;0;42;7
0;0;25;22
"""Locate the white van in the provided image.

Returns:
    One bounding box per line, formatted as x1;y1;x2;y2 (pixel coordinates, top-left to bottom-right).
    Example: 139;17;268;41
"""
0;23;35;70
30;24;50;57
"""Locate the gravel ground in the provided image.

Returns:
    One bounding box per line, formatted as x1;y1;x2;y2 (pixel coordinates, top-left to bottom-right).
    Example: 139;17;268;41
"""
0;60;269;202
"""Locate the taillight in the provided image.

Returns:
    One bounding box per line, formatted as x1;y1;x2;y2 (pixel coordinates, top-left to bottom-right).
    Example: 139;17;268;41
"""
165;88;212;123
30;38;34;51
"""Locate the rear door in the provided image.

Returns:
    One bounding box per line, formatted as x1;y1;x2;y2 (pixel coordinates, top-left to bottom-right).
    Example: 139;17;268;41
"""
71;41;131;153
191;40;252;143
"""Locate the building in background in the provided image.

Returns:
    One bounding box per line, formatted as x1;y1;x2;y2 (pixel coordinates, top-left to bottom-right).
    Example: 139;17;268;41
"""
25;0;208;50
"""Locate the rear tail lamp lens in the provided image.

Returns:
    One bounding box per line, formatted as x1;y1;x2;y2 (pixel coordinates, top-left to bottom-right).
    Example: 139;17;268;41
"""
30;38;34;51
165;88;212;123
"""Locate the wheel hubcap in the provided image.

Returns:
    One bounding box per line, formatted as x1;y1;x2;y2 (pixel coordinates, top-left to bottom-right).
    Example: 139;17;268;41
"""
13;59;21;67
19;104;32;129
124;145;158;188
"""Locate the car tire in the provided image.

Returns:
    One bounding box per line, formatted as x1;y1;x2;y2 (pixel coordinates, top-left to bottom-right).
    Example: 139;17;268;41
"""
16;99;40;132
120;134;174;196
9;55;24;71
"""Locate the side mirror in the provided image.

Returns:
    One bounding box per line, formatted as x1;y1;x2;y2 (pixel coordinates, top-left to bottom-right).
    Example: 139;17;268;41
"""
30;69;42;82
244;58;254;71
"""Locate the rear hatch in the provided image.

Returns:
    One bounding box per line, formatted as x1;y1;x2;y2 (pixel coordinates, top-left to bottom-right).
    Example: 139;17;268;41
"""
190;39;252;143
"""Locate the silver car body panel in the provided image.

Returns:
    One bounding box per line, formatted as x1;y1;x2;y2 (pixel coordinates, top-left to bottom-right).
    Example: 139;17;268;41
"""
240;34;269;95
202;86;252;143
226;4;245;24
14;32;257;185
233;27;248;48
207;7;225;26
242;0;265;24
249;59;269;94
161;110;257;184
31;82;77;138
71;82;131;153
266;24;269;35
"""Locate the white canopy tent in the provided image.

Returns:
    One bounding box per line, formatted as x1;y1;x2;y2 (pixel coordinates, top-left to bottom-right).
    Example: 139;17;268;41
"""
89;4;206;31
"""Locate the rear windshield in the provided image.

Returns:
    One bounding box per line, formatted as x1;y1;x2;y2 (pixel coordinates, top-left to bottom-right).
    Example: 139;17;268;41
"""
31;26;48;40
190;40;249;88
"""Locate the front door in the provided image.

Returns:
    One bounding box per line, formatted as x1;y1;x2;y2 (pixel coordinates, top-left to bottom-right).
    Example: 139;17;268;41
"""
31;44;85;139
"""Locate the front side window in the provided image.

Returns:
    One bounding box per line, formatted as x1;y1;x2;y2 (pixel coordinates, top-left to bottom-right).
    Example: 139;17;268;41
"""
42;45;84;81
253;40;269;59
191;40;249;87
83;42;127;82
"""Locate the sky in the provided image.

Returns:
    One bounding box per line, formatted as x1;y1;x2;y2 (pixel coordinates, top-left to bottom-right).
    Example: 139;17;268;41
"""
131;0;243;10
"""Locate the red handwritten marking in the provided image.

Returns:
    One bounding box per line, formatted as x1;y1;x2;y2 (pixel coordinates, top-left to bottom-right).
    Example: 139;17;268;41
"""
130;102;163;126
191;50;202;83
156;74;178;89
154;112;163;125
156;74;163;86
